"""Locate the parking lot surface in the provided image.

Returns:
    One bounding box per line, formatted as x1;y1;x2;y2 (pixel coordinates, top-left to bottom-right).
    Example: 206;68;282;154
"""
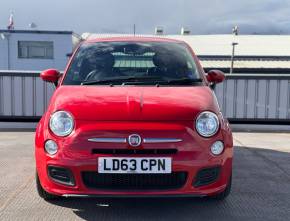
0;132;289;221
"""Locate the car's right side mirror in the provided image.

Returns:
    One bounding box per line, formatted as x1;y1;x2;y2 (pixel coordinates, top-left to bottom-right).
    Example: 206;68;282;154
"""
206;70;225;89
40;69;61;87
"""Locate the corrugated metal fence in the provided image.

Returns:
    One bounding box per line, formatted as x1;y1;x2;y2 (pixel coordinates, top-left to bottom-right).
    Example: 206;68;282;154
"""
0;71;54;119
0;71;290;123
215;74;290;123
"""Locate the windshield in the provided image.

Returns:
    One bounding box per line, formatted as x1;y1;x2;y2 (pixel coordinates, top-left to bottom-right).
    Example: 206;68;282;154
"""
63;41;202;86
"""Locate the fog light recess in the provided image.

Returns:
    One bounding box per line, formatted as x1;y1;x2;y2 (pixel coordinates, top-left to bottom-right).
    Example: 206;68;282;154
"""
48;166;75;186
210;141;224;156
45;140;58;155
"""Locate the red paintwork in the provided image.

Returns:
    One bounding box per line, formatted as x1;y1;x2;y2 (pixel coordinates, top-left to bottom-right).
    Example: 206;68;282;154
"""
40;69;61;83
206;70;226;84
48;86;216;121
35;37;233;197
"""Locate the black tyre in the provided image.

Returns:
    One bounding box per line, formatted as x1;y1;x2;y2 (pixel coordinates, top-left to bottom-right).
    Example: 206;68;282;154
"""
36;172;60;201
209;175;232;200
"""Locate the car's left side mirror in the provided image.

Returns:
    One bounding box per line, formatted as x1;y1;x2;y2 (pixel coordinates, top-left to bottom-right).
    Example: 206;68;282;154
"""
40;69;61;86
206;70;225;89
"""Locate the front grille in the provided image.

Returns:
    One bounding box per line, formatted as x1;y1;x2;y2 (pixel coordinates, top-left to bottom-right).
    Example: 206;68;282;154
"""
193;167;220;187
82;172;187;190
92;149;177;155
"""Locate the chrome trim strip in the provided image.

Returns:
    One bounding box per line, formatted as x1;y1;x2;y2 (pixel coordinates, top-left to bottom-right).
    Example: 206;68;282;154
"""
143;138;183;143
62;194;90;198
88;138;182;144
88;138;126;143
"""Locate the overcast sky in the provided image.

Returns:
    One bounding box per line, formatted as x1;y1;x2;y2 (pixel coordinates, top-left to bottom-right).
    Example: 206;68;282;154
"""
1;0;290;35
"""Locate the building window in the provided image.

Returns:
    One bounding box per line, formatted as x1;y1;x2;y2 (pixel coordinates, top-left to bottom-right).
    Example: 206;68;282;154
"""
18;41;54;59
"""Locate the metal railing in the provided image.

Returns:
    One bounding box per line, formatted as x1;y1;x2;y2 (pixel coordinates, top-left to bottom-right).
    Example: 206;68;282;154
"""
0;71;54;120
0;71;290;123
215;74;290;123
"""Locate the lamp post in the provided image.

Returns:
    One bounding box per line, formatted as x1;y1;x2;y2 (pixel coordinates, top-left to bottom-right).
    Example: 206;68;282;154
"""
230;42;238;74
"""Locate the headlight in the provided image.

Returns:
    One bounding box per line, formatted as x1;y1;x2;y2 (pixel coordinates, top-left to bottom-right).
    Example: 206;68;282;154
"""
49;111;74;136
196;111;219;137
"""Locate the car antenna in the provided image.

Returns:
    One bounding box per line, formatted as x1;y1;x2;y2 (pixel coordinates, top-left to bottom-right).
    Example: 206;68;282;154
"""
133;24;136;36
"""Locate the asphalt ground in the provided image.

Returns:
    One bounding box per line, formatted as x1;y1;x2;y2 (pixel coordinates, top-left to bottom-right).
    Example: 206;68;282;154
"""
0;132;289;221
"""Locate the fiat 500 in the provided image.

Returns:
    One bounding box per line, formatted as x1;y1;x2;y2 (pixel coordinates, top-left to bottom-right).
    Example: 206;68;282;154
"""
35;37;233;201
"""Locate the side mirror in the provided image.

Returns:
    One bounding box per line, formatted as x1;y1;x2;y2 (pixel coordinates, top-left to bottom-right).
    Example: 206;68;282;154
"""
206;70;225;89
40;69;61;86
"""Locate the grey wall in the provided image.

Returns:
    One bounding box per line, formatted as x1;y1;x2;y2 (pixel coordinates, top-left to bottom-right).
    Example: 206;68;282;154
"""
0;37;8;69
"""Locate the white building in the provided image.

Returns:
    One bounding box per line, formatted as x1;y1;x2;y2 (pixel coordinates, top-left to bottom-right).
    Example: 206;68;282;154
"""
82;33;290;70
0;30;80;71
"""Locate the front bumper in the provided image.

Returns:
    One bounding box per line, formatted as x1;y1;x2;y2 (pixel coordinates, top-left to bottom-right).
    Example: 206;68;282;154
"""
35;120;233;197
37;156;232;197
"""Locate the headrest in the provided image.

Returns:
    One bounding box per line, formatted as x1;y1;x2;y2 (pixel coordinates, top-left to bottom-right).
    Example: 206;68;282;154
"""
153;52;187;68
95;52;115;68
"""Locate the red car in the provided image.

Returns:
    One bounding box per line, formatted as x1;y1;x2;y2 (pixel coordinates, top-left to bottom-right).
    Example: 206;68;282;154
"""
35;37;233;201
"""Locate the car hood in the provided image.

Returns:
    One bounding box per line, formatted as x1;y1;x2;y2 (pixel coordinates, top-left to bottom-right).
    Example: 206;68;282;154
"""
48;86;218;121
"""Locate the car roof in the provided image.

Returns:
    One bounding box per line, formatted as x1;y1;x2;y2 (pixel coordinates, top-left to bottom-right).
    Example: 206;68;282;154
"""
85;36;185;44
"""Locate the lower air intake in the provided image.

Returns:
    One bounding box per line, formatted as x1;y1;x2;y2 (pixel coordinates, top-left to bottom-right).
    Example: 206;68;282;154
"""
82;172;187;190
193;167;221;187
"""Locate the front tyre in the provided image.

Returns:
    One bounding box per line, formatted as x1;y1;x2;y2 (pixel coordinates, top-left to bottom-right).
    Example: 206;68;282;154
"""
36;172;60;201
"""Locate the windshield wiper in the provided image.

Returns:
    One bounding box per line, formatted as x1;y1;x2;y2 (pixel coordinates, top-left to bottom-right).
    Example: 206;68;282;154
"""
157;78;203;85
81;76;203;86
81;76;164;85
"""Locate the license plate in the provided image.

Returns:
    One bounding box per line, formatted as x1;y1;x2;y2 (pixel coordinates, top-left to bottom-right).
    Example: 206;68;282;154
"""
98;157;172;174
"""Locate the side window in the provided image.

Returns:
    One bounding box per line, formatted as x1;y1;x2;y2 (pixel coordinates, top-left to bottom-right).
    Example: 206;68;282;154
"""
18;41;54;59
